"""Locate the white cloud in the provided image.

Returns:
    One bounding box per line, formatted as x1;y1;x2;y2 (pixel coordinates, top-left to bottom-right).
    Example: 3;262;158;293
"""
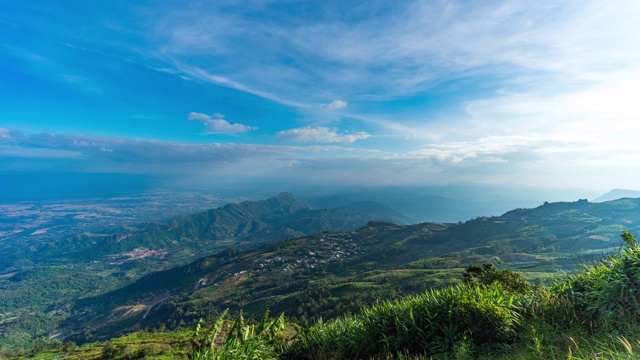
0;128;12;140
322;100;348;110
188;112;256;133
460;70;640;156
177;67;312;109
276;127;370;143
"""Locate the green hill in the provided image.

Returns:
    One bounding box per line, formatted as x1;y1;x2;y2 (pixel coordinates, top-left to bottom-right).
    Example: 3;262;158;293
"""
6;196;640;358
89;192;410;258
60;198;640;345
0;193;410;353
24;232;640;360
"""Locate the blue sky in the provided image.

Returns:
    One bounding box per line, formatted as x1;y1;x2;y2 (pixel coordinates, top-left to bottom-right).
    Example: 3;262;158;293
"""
1;1;639;190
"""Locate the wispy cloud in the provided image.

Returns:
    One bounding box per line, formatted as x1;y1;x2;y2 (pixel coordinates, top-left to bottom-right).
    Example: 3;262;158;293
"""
276;127;370;143
0;128;26;142
188;112;257;133
460;70;640;153
19;132;281;163
177;66;313;109
139;1;640;102
322;100;348;110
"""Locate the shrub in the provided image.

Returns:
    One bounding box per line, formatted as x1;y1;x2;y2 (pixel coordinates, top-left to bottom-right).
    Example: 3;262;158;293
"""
463;263;536;293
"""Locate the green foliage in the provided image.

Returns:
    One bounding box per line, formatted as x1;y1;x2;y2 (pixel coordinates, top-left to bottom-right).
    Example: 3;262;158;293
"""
282;283;522;359
190;309;286;360
25;231;640;359
463;263;537;293
621;230;638;252
549;231;640;331
8;194;640;355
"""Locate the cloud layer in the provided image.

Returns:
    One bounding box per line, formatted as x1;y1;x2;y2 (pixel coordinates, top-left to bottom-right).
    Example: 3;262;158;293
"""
2;127;640;190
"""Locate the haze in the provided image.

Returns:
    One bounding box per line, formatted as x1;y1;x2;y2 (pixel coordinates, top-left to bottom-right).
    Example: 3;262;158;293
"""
1;1;639;191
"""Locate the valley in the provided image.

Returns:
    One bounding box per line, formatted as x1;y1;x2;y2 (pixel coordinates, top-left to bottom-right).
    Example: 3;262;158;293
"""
2;191;640;359
0;192;412;353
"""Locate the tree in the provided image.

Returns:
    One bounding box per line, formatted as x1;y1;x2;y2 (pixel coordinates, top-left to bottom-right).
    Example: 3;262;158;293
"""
463;263;536;293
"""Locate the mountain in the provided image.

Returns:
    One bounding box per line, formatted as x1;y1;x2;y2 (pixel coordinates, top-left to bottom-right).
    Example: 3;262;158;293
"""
303;184;600;223
0;193;413;351
89;192;410;258
594;188;640;202
62;197;640;343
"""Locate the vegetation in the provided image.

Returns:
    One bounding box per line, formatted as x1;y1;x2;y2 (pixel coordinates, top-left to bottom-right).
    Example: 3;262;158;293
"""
191;310;286;360
549;230;640;331
282;283;521;359
192;231;640;359
0;193;406;353
20;231;640;359
6;196;640;357
462;263;537;293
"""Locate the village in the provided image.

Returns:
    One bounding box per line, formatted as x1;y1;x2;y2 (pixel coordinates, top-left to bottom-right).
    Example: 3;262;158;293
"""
232;233;368;277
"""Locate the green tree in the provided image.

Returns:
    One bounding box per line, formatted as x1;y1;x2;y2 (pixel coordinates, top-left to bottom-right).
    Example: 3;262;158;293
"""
463;263;535;293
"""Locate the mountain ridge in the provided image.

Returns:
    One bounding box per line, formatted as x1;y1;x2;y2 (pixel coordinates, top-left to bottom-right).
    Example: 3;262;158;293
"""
594;188;640;202
89;192;409;258
62;197;640;343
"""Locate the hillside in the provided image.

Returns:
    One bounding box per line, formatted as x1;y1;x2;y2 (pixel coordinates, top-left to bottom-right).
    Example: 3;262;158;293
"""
25;232;640;360
0;193;409;352
60;198;640;344
88;192;410;257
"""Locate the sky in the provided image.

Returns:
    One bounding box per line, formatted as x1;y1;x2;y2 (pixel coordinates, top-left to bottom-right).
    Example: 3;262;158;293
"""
1;0;639;191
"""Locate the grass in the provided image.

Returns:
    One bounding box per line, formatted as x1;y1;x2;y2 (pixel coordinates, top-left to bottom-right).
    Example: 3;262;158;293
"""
277;231;640;359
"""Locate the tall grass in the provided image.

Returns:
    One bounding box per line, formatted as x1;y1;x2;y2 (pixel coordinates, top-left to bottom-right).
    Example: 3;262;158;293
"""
190;309;285;360
548;231;640;331
282;283;522;359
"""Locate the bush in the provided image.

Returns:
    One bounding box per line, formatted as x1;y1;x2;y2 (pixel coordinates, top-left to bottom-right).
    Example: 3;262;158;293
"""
463;263;536;293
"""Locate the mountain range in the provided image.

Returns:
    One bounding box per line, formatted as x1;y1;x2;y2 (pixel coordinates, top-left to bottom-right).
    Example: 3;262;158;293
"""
0;192;409;351
3;191;640;354
63;197;640;344
88;192;410;259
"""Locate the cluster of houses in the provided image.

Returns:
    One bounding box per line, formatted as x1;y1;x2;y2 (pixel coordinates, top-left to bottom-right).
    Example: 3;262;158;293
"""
233;233;367;276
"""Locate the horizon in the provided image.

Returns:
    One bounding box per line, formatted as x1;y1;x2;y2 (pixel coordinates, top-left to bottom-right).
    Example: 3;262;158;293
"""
0;171;619;206
1;1;639;190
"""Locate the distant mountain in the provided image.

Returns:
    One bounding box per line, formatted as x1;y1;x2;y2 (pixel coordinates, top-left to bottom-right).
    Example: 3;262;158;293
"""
89;192;410;258
594;188;640;202
334;201;414;224
65;197;640;342
304;184;600;223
